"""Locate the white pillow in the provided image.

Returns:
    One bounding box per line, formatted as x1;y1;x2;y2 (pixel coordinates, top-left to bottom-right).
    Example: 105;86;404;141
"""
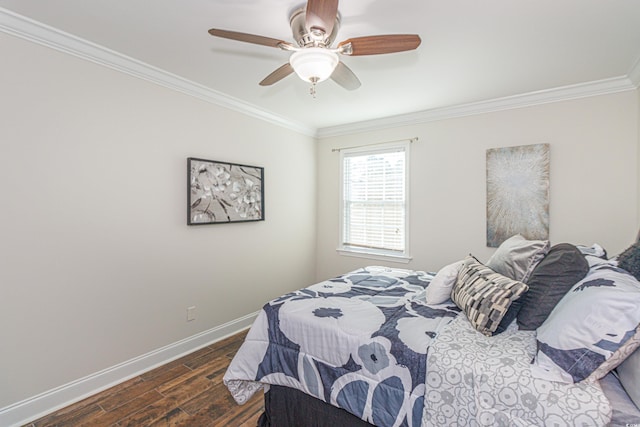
425;261;463;304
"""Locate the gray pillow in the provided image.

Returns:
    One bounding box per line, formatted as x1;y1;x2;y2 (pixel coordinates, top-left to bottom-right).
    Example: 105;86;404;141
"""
617;241;640;281
516;243;589;330
617;345;640;409
486;234;550;282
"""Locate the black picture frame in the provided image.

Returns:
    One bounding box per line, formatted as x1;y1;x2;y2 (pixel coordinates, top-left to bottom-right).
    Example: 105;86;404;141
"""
187;157;264;225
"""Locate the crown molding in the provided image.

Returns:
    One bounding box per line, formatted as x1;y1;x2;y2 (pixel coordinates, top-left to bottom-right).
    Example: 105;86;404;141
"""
316;75;637;138
628;55;640;88
0;8;316;137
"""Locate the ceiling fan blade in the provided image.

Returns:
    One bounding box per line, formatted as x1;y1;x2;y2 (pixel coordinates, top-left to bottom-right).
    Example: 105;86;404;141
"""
339;34;421;56
331;61;361;90
305;0;339;36
259;63;294;86
208;28;292;49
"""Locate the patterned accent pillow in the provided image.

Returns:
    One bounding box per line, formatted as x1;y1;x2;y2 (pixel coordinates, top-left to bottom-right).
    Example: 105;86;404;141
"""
451;256;529;336
532;263;640;383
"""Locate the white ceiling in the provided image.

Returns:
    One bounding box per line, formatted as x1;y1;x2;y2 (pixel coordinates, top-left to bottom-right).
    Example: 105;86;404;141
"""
2;0;640;134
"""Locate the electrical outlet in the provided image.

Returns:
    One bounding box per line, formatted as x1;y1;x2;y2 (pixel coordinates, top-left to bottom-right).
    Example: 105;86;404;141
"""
187;306;196;322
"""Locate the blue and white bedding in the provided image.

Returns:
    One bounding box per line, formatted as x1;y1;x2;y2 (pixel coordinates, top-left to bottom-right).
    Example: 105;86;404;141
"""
225;265;617;427
224;266;460;427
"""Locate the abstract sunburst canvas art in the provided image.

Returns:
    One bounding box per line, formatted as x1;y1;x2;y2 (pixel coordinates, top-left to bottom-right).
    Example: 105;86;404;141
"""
486;144;550;247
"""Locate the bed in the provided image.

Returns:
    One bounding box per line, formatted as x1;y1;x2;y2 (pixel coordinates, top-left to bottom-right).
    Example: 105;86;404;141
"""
224;236;640;426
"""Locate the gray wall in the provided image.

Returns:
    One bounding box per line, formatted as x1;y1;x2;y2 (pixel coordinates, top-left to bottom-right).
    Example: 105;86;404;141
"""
316;91;639;280
0;33;317;408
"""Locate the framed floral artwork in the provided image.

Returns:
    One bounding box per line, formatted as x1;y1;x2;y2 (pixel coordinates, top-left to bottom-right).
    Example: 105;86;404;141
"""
188;157;264;225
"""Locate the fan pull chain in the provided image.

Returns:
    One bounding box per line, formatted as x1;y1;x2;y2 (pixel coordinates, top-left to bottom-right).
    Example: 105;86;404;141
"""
309;76;319;98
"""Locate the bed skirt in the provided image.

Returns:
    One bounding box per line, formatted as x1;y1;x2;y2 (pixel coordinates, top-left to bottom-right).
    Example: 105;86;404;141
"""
259;385;375;427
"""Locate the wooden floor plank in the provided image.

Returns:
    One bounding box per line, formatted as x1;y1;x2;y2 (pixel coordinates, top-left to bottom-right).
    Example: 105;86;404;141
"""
31;377;145;427
157;358;225;395
25;329;260;427
162;375;215;405
32;403;104;427
140;347;213;382
117;398;178;427
85;390;164;427
145;407;193;427
139;362;193;385
164;411;218;427
179;381;232;418
209;390;264;427
185;340;241;371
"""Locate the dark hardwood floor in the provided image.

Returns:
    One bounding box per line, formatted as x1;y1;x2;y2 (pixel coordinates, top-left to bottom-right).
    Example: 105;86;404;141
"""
23;330;263;427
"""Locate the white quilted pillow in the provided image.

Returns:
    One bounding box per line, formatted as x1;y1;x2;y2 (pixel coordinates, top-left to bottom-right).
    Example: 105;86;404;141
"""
425;260;463;305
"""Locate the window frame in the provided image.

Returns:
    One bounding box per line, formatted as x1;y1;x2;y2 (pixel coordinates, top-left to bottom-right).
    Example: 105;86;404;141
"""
337;141;411;263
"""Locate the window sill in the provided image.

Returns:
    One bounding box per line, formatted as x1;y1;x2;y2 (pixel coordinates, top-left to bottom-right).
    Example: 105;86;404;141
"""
336;248;412;264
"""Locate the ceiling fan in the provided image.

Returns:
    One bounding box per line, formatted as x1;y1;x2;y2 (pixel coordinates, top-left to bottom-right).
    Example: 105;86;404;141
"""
208;0;421;96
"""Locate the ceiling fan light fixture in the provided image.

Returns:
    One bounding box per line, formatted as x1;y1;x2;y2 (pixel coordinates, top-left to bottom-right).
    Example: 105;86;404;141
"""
289;47;339;83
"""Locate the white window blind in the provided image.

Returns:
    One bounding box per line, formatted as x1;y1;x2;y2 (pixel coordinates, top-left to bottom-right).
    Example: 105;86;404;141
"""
340;143;409;259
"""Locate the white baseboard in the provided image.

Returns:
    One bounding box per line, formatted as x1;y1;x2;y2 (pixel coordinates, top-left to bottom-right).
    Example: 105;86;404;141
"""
0;311;259;427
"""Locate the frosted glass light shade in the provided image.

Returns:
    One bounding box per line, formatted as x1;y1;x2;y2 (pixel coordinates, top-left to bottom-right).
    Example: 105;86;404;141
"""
289;48;339;83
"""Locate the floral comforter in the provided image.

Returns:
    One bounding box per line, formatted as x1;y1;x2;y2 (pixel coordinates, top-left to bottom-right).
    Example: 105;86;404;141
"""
423;315;612;426
223;266;460;427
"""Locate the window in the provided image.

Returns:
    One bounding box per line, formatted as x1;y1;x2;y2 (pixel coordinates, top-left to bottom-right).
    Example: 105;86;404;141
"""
339;142;410;262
